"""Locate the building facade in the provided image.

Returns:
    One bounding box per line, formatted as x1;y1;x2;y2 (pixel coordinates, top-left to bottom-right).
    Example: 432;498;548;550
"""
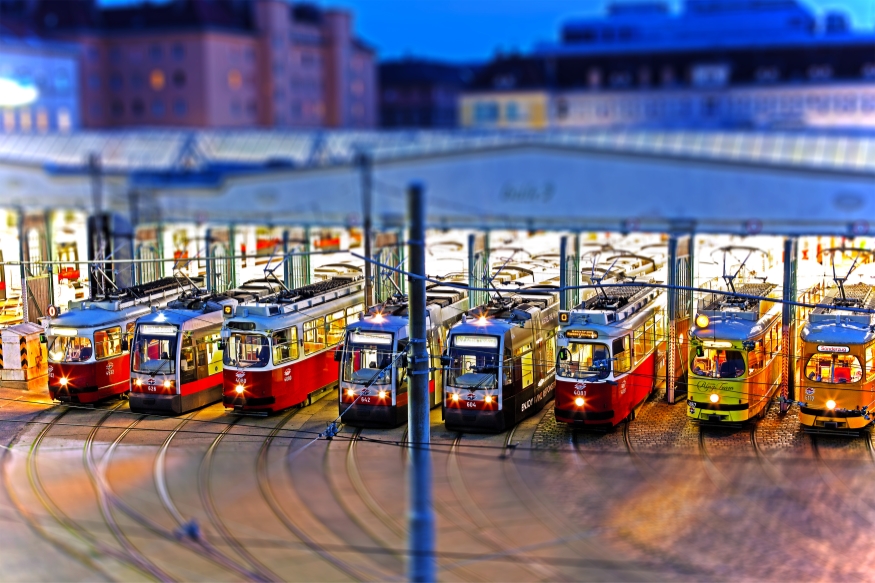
461;0;875;130
0;35;79;133
379;59;477;128
0;0;376;130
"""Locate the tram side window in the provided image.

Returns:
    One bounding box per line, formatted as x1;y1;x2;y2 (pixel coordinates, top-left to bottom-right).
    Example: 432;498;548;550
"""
644;317;654;354
613;336;631;374
867;346;875;382
503;349;514;385
272;327;299;364
49;336;93;363
201;333;223;375
764;328;773;357
518;344;534;388
748;341;764;374
397;339;409;393
633;326;645;364
125;323;135;351
654;308;665;342
692;348;746;378
805;354;863;383
303;317;326;355
326;309;345;347
180;334;197;384
94;326;122;360
545;332;556;376
346;304;364;326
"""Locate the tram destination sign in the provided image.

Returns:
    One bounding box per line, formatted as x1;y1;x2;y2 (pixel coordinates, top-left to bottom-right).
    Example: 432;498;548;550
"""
140;325;177;336
349;331;392;345
50;327;77;337
817;345;850;353
565;329;598;339
454;335;499;348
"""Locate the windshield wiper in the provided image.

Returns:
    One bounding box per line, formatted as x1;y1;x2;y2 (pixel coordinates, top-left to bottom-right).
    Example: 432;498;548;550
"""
152;356;172;377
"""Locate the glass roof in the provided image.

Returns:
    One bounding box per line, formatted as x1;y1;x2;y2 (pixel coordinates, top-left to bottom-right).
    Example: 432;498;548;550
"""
0;129;871;175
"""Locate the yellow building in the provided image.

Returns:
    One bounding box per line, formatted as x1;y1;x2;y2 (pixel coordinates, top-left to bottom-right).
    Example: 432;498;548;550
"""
459;92;550;129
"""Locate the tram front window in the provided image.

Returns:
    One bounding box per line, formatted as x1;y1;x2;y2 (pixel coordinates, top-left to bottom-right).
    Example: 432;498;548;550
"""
804;353;863;383
48;336;93;363
132;327;178;374
224;333;269;368
447;335;499;389
341;331;394;385
558;342;611;380
691;347;745;379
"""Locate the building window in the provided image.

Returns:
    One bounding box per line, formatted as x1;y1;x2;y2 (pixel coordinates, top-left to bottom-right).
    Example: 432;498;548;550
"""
228;70;242;90
110;47;121;63
808;65;833;81
58;108;71;132
862;95;875;114
505;102;520;121
246;100;257;116
90;103;102;117
755;66;780;83
172;70;186;88
835;94;857;114
149;44;162;61
172;43;185;60
351;80;365;95
131;72;144;89
88;75;101;90
352;103;364;117
19;110;32;131
290;100;301;118
231;101;242;117
151;100;165;117
473;102;499;123
173;99;187;116
111;100;124;117
87;46;100;62
245;47;256;63
131;99;145;116
274;88;285;100
110;72;123;91
3;110;14;132
150;70;165;90
863;64;875;80
36;109;49;132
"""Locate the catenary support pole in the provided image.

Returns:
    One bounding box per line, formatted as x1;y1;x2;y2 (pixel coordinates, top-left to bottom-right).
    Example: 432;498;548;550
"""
406;182;436;582
205;228;213;293
359;152;374;308
666;235;679;404
17;208;29;323
781;236;798;413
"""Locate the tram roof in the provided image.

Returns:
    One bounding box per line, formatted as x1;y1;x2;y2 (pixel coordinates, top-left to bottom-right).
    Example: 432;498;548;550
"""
48;303;151;329
1;128;873;178
801;318;875;345
138;307;224;330
691;313;776;342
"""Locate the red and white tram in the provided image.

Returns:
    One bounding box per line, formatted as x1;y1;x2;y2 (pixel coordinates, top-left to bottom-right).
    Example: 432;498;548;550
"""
442;286;559;433
338;282;469;427
222;274;364;414
554;276;671;428
129;280;282;414
46;277;188;404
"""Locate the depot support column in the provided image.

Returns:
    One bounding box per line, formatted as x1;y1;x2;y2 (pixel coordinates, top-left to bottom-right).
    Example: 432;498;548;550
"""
780;237;798;413
406;182;436;582
666;235;679;403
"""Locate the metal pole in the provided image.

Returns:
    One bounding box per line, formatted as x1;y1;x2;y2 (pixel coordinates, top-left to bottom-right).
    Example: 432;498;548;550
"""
205;228;213;293
559;236;568;311
406;182;435;582
17;208;29;323
666;234;678;404
360;152;374;308
780;236;798;413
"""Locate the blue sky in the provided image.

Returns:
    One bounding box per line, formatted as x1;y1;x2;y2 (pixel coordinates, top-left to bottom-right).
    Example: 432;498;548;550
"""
101;0;875;61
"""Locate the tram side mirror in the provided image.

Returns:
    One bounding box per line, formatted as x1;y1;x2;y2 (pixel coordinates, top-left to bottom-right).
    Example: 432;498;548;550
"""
39;333;47;344
558;348;569;361
334;347;343;362
440;354;452;367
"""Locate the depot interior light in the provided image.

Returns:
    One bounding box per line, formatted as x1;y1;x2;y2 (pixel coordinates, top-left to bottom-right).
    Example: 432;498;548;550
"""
0;77;39;107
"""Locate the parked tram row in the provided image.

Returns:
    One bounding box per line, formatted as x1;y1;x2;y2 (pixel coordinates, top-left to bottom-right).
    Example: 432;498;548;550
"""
41;235;875;437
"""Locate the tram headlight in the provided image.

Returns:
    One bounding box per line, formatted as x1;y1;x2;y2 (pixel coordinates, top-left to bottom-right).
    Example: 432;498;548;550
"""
163;380;172;389
451;393;459;402
346;388;355;398
378;390;387;399
235;384;245;394
695;314;710;328
134;378;142;387
575;397;585;407
59;377;68;386
484;395;493;404
709;393;720;403
826;399;836;410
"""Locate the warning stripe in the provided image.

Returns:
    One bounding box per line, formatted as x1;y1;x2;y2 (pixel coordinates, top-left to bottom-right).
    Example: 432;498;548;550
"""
0;341;3;369
19;337;27;369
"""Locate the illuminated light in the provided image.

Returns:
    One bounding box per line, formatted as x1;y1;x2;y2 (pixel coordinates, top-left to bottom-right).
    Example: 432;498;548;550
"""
484;395;493;404
703;340;733;349
679;334;684;345
150;69;165;90
0;77;39;107
59;377;68;386
451;393;459;402
135;378;142;387
155;312;166;322
709;393;719;403
378;390;387;399
371;312;384;323
235;385;245;394
163;380;172;388
346;389;355;397
695;314;710;328
50;327;77;337
826;399;836;410
574;397;585;407
478;315;487;325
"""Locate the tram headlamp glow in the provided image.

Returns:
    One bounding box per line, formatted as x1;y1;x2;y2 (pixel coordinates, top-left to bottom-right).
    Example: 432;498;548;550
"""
372;313;384;323
59;377;68;386
484;395;493;404
235;385;245;394
695;314;710;328
134;378;142;387
827;399;836;410
709;393;720;403
163;380;172;389
574;397;585;407
451;393;459;402
378;390;387;399
346;388;355;398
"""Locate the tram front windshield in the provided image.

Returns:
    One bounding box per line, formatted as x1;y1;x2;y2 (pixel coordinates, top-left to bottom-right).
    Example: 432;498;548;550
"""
559;342;611;380
132;325;178;374
224;333;270;368
48;335;93;363
341;330;393;385
692;347;746;379
804;353;863;383
447;335;499;389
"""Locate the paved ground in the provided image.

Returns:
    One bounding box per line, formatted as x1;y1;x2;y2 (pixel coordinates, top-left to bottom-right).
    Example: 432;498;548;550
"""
1;382;873;582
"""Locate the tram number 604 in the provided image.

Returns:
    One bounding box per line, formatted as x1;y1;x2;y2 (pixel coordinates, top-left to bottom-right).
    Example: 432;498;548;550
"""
466;401;477;408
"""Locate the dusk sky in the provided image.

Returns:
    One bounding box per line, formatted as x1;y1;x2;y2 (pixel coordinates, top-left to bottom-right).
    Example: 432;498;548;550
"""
101;0;875;62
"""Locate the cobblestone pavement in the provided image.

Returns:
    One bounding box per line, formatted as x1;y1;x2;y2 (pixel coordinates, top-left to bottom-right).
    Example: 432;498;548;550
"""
2;383;875;581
